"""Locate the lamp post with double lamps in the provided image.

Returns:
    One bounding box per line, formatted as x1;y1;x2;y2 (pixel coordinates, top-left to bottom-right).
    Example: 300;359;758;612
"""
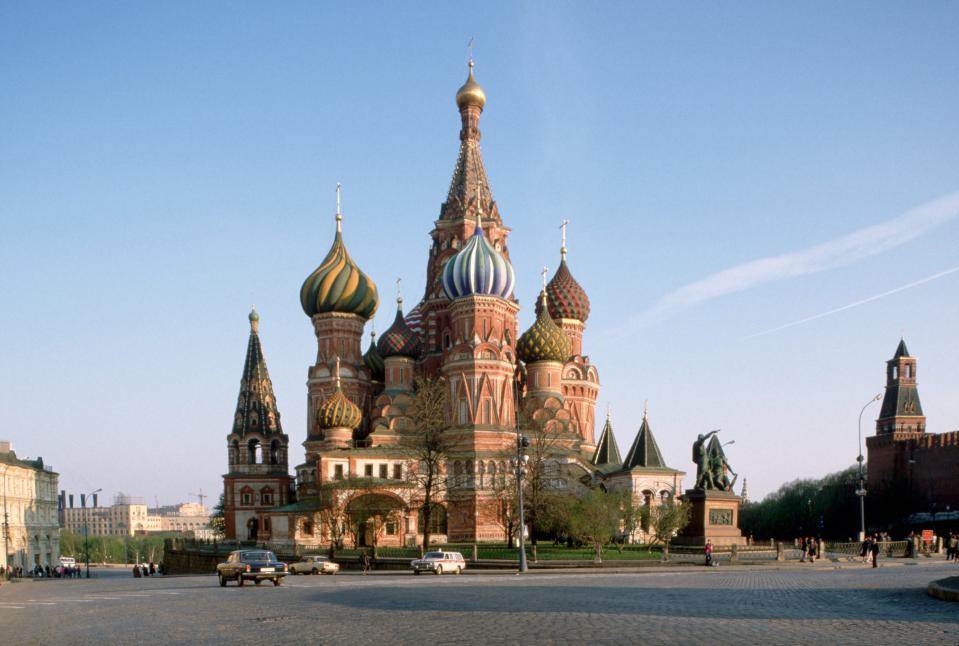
857;394;882;542
83;488;102;578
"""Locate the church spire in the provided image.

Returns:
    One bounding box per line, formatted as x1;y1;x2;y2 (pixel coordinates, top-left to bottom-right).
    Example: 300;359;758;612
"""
231;309;282;436
442;60;498;223
591;409;622;466
622;411;668;470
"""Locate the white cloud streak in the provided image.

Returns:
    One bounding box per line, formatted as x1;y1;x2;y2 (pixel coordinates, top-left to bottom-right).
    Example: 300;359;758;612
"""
744;265;959;339
644;191;959;321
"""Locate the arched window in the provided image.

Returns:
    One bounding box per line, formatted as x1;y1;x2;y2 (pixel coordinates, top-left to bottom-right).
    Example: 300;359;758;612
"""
247;439;261;465
269;440;280;465
478;461;486;488
417;504;447;535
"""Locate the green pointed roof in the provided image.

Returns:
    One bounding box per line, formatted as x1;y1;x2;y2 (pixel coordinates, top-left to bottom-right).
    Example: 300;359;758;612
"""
231;310;283;436
591;415;622;466
622;416;668;470
893;338;910;359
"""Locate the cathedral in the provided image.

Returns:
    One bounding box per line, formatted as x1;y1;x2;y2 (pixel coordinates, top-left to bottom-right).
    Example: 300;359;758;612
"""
222;62;685;547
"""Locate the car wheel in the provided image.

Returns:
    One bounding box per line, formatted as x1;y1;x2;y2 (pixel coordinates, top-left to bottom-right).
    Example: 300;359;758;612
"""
255;579;262;585
456;567;462;575
219;574;227;587
273;577;282;586
414;570;420;575
237;575;244;587
437;565;444;575
312;568;318;575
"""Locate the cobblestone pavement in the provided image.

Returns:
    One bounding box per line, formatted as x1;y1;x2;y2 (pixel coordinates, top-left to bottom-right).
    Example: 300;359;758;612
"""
2;561;958;645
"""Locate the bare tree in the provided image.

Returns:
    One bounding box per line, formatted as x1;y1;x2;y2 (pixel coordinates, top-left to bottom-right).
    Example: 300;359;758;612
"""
400;377;455;552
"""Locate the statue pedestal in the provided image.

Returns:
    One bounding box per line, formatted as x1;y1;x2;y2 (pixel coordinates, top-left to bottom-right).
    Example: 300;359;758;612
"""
673;489;745;546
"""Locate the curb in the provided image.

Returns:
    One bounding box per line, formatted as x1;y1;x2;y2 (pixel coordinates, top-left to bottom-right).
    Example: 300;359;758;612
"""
927;576;959;602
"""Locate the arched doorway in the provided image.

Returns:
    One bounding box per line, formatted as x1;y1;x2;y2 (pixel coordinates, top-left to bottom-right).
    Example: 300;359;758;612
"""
345;493;406;549
247;518;259;541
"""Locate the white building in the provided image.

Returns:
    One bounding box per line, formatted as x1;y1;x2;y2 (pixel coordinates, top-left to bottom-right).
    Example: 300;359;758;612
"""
61;495;213;539
1;441;60;571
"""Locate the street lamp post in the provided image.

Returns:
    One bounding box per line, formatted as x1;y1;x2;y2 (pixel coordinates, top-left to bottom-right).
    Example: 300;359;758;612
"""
83;488;102;579
857;394;881;542
515;436;529;574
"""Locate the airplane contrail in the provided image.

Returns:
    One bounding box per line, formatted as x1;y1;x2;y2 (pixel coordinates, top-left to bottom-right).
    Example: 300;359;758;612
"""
745;265;959;339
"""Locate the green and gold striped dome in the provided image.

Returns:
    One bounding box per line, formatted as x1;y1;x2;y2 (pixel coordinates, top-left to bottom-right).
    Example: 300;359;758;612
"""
317;386;363;431
517;290;572;364
300;222;379;320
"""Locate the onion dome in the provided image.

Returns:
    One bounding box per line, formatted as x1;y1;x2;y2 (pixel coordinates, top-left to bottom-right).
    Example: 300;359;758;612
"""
363;330;385;382
517;291;572;364
442;226;515;301
317;358;362;431
300;190;379;320
377;298;423;359
546;259;590;323
455;61;486;110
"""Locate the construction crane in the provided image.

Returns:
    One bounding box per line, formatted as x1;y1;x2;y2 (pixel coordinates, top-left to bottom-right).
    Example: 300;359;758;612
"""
189;489;207;508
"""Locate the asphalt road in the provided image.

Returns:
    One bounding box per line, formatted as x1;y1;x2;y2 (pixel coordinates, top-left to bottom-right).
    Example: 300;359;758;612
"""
2;561;958;645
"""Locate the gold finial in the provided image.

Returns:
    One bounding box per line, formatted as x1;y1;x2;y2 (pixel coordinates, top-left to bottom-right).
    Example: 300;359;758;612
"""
606;403;611;421
334;356;341;389
643;399;648;420
335;182;343;233
396;277;403;307
468;37;474;67
541;265;549;291
560;219;569;261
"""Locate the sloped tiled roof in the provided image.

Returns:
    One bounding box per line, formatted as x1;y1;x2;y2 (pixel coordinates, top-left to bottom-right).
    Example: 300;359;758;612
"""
591;416;622;466
622;417;668;470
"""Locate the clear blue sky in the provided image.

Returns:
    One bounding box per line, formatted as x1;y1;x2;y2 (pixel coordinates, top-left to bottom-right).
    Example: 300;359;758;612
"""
3;2;958;508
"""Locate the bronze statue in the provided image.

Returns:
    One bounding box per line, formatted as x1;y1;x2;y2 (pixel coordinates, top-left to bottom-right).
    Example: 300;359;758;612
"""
693;430;719;489
693;431;737;491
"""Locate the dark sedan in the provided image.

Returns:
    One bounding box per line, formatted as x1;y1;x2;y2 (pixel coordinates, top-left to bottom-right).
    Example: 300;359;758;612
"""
217;550;288;587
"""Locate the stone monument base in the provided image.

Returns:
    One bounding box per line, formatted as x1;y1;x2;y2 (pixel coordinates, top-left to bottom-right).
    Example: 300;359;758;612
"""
673;489;746;547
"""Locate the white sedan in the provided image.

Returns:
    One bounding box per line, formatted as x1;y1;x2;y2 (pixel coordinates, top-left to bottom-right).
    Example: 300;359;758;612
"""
411;551;466;575
289;555;339;575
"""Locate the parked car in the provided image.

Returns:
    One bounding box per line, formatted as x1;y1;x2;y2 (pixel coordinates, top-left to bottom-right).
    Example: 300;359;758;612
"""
410;551;466;575
289;555;339;575
217;550;288;587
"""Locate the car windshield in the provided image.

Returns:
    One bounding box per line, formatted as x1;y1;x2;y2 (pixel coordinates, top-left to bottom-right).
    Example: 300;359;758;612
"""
424;552;445;559
242;551;275;561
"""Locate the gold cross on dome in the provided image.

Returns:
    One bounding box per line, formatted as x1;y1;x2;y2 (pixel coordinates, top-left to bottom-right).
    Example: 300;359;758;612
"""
559;219;569;259
396;277;403;305
335;182;342;232
541;266;549;290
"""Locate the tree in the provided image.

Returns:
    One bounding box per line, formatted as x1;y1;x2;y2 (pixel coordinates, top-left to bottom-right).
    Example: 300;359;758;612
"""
567;489;622;562
400;377;455;552
645;500;692;548
515;404;568;546
208;493;226;540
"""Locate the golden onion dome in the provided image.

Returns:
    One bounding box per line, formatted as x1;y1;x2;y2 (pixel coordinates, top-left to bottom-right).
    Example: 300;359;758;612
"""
317;360;363;431
455;61;486;110
517;291;572;364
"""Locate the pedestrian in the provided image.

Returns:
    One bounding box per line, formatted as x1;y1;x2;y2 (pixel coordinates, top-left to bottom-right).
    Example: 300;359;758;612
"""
870;534;880;568
800;536;807;562
149;562;156;576
860;536;870;563
704;539;713;567
807;537;817;563
360;550;370;575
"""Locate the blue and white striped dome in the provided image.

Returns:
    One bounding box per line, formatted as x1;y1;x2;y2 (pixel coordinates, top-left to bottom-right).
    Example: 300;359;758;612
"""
441;228;515;301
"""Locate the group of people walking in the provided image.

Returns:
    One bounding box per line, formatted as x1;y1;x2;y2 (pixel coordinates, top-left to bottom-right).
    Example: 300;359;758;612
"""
859;535;882;567
799;536;819;562
946;533;959;562
131;562;158;577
